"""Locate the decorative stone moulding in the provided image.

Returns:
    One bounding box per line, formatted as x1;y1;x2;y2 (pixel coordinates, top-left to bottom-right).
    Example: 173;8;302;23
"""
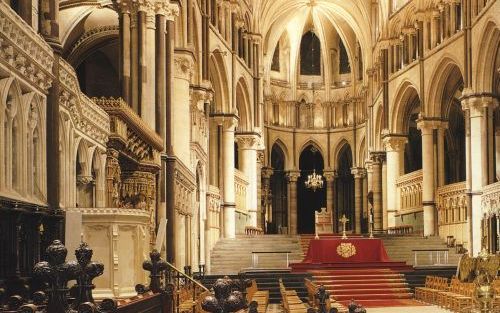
0;1;54;93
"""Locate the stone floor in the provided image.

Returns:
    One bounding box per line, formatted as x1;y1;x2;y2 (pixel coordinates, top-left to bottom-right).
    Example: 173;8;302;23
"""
265;304;452;313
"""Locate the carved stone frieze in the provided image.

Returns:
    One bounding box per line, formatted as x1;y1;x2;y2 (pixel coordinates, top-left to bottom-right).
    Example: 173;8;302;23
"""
0;1;54;93
121;171;156;210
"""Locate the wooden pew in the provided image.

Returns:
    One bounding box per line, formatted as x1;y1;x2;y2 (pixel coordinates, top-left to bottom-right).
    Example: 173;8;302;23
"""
246;280;269;313
304;278;347;313
279;278;309;313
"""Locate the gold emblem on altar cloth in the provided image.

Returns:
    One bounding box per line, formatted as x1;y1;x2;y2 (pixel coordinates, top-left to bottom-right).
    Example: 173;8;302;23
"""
336;242;357;258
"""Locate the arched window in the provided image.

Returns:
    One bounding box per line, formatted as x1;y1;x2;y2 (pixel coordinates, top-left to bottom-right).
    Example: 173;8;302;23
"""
339;40;351;74
271;42;280;72
300;31;321;75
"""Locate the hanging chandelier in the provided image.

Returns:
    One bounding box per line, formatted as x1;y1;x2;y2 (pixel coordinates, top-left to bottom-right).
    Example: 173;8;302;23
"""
305;169;323;191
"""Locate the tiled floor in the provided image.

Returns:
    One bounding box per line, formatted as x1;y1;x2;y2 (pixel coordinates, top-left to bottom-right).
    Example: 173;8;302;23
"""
266;304;452;312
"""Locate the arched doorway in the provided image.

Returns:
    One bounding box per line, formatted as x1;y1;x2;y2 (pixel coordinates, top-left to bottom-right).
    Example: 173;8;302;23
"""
297;145;326;234
269;144;287;234
335;144;354;231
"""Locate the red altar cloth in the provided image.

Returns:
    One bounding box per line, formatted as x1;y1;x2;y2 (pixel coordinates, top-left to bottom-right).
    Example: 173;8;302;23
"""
302;238;391;263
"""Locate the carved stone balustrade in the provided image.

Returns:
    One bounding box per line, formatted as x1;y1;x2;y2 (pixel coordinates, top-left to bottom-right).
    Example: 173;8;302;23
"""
396;169;423;214
92;97;162;166
436;182;468;244
0;1;54;93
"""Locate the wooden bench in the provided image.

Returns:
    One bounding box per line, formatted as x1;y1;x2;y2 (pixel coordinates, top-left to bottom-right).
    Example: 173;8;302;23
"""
304;278;347;313
279;278;309;313
246;280;269;313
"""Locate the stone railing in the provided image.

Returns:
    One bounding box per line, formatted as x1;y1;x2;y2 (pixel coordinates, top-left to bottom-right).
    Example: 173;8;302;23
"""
481;181;500;216
0;1;53;93
396;169;423;213
234;169;249;213
93;97;163;163
58;59;110;147
436;181;468;244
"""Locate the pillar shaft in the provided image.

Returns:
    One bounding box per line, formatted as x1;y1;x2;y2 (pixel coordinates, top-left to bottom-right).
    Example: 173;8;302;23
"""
351;168;365;234
418;120;437;236
383;136;407;228
371;153;384;230
286;171;300;235
236;135;261;227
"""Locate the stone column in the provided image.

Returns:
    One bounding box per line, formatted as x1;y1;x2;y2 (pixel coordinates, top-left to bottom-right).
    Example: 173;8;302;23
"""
371;152;385;231
215;116;238;238
261;166;273;230
324;170;336;219
118;7;131;103
351;168;365;234
417;119;437;236
142;7;156;129
236;134;261;227
431;10;440;48
383;135;407;228
462;95;498;254
286;171;300;235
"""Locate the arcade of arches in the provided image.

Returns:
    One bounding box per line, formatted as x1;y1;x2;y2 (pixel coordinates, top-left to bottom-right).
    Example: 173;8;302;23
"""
0;0;499;300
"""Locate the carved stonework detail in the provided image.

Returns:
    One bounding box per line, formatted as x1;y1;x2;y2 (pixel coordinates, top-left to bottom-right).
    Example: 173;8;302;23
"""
0;1;54;93
236;134;261;150
121;171;156;210
174;54;193;81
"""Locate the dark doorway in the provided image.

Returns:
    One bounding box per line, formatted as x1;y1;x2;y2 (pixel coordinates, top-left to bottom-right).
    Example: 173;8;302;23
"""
335;144;354;231
404;95;422;174
297;145;326;234
269;144;287;234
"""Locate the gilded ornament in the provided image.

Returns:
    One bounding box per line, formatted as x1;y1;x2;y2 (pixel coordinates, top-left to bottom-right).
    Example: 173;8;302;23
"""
336;242;357;258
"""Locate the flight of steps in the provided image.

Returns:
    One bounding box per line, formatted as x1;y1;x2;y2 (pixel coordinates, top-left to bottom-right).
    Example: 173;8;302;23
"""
377;234;462;266
201;271;311;304
310;268;413;304
210;235;304;275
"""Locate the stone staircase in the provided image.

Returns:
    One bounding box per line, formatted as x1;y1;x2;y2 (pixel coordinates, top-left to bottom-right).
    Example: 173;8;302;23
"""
210;235;304;275
376;234;463;266
310;268;413;304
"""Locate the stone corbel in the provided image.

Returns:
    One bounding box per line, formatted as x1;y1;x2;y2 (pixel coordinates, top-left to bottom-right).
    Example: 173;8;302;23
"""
155;0;179;20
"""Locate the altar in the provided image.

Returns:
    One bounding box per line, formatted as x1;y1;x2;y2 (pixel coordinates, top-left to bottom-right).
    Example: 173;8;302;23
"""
302;238;391;264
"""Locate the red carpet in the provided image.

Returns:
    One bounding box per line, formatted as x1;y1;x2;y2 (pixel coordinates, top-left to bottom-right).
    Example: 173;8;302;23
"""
340;299;426;308
295;236;418;307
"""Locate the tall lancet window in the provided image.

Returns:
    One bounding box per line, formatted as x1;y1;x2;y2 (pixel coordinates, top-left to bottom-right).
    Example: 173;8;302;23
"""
300;31;321;75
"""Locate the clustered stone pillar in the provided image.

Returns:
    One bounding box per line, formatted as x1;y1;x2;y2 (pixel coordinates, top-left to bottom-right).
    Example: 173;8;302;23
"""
286;171;300;235
371;152;385;231
383;135;407;228
417;119;438;236
218;116;238;238
114;0;178;130
236;134;261;227
462;94;499;255
351;168;365;234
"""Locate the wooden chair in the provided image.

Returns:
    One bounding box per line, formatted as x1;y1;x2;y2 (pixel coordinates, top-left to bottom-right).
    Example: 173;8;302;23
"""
304;278;347;313
246;280;269;313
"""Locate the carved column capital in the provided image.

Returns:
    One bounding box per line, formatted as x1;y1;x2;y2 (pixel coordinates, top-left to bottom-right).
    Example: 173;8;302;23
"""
261;166;274;179
235;133;261;150
286;171;300;183
370;151;386;164
155;1;179;20
212;114;239;131
351;167;366;179
382;134;408;152
323;170;338;182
